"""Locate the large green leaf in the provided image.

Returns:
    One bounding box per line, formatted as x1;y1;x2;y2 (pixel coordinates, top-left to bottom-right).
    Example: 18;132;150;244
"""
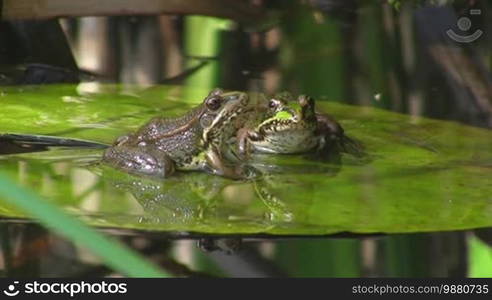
0;84;490;236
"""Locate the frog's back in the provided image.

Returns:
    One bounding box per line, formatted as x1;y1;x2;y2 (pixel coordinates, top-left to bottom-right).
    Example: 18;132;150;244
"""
135;105;204;141
126;105;204;168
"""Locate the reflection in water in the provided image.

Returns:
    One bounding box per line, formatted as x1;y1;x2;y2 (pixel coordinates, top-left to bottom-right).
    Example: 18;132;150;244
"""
101;155;342;228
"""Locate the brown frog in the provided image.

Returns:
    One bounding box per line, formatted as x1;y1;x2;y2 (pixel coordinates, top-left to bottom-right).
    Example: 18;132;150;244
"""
102;89;252;179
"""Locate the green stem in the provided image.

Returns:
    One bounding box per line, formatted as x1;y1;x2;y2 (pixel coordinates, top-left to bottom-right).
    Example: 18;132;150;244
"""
0;172;168;277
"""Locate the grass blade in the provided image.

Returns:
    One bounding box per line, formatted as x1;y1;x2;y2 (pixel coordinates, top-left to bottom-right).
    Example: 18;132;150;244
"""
0;171;169;277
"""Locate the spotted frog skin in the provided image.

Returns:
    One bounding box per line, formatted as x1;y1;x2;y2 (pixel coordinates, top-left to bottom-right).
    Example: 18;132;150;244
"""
237;92;360;157
102;89;251;179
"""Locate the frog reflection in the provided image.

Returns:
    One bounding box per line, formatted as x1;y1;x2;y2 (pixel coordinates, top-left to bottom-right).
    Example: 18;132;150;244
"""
101;160;341;228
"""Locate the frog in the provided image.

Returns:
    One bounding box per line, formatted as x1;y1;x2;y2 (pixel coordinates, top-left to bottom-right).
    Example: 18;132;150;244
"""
236;92;362;159
102;88;252;179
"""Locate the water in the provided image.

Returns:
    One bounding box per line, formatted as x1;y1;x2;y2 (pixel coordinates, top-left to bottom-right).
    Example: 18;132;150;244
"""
0;0;491;277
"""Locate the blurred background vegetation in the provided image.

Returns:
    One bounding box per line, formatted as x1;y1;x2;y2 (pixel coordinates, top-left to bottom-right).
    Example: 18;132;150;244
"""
0;0;491;277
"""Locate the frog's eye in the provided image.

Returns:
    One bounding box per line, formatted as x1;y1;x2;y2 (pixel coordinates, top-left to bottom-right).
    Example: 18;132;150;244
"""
206;96;222;111
268;99;280;109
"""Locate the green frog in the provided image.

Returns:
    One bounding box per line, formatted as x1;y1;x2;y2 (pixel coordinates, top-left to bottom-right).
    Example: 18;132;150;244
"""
102;88;252;179
237;92;362;158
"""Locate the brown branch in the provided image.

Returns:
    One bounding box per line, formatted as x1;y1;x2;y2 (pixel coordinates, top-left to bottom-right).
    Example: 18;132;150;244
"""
2;0;265;23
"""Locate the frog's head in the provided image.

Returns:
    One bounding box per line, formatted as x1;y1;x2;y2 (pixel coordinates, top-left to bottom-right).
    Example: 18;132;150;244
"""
199;88;249;128
200;88;250;145
246;93;319;154
257;93;317;134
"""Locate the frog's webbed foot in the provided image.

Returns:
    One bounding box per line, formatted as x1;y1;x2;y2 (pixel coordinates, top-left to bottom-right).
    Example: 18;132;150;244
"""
103;146;175;178
312;133;365;163
316;113;366;158
308;141;342;164
337;135;366;157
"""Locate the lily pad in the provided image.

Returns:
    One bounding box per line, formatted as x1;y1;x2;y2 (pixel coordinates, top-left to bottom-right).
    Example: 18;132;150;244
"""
0;84;490;236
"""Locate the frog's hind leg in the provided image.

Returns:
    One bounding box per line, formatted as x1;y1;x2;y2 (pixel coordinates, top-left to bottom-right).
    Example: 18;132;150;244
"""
308;140;342;164
338;135;366;157
316;113;365;159
103;146;175;178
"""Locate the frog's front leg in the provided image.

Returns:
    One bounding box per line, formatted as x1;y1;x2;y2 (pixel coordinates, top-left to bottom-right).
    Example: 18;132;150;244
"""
236;127;263;159
236;127;252;158
205;148;256;180
102;146;175;178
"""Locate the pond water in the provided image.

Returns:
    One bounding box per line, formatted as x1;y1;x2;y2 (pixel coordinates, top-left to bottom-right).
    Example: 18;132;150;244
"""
0;0;491;277
0;84;491;237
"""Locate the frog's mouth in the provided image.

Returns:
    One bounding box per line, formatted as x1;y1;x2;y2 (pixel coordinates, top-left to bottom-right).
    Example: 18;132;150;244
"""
264;94;316;131
261;118;304;134
259;106;311;134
